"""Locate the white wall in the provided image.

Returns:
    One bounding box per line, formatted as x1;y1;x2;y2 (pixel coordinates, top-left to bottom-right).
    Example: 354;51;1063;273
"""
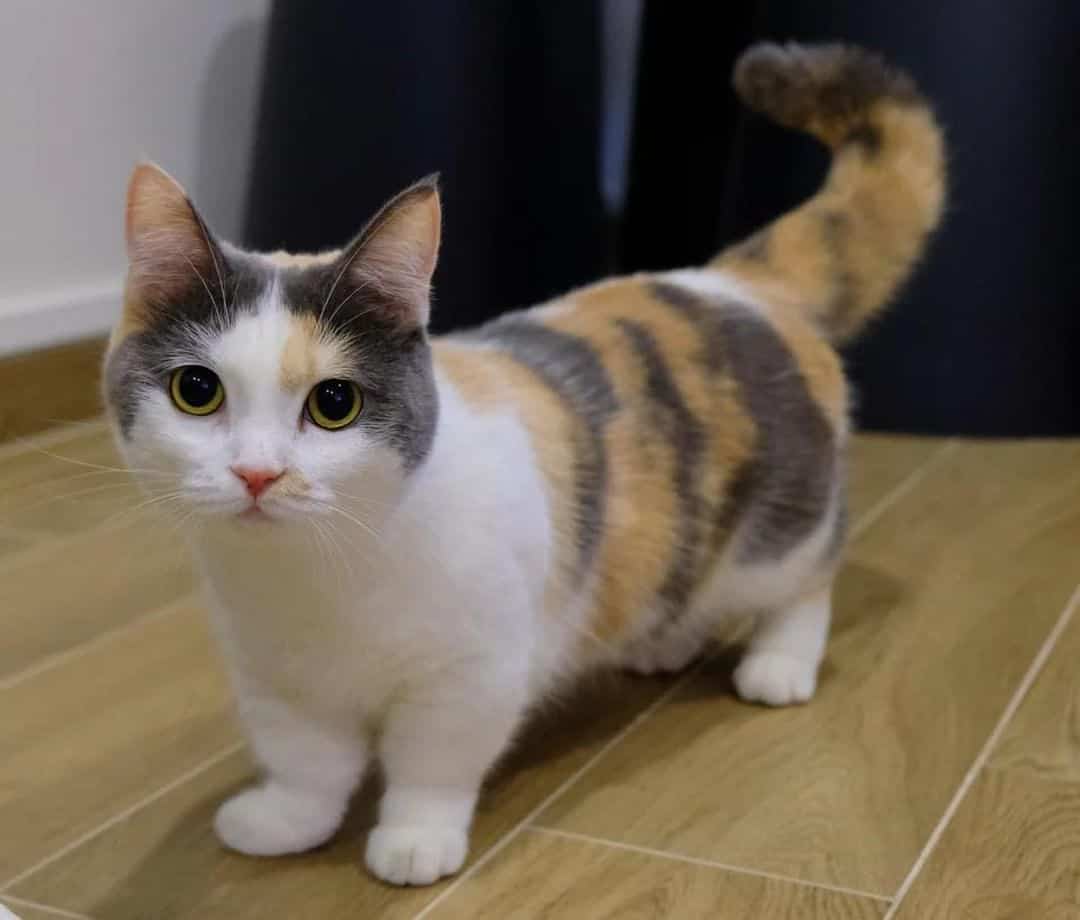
0;0;270;355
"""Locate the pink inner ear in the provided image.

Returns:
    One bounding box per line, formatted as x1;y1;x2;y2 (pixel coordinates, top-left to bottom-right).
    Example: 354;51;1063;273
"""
345;180;442;329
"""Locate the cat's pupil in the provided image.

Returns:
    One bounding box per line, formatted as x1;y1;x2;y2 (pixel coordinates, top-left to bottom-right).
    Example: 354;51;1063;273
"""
315;380;354;421
178;367;219;407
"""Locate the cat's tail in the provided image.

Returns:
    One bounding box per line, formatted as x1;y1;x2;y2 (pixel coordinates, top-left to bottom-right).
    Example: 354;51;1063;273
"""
712;42;946;345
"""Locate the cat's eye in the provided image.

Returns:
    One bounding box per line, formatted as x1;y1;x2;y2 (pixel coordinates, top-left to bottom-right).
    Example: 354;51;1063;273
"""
169;366;225;416
306;379;363;430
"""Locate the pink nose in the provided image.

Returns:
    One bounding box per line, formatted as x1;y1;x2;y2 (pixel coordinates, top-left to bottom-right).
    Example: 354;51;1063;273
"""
231;466;283;499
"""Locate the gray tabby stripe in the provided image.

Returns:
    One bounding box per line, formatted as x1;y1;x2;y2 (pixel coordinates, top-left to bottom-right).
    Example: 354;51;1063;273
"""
467;316;619;579
650;280;838;564
616;318;707;617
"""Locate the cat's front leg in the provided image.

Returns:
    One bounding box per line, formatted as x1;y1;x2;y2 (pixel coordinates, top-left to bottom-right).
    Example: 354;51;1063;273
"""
365;666;528;886
214;690;367;856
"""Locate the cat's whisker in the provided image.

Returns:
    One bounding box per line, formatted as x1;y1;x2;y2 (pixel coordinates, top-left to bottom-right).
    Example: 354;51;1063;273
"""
316;517;352;596
324;503;385;545
95;488;190;532
179;251;220;316
333;302;383;334
318;249;358;326
324;278;376;328
24;446;176;479
331;490;396;512
193;210;229;327
0;479;148;520
304;517;333;585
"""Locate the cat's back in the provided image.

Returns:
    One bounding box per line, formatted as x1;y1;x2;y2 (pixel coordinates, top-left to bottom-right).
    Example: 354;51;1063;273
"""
434;268;848;644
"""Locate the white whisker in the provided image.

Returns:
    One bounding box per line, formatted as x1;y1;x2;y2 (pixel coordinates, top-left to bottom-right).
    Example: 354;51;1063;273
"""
179;252;219;316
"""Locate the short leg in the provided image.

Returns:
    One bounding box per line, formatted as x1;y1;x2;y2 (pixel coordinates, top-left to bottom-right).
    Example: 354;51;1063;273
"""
214;692;367;856
366;673;526;886
734;584;831;707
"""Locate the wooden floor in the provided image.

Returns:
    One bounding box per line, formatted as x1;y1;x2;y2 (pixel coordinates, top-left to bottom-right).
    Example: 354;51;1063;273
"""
2;422;1079;919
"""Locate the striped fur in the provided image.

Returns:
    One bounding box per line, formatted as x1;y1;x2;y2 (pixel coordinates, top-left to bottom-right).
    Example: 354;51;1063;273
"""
104;43;945;887
716;43;946;344
435;43;944;652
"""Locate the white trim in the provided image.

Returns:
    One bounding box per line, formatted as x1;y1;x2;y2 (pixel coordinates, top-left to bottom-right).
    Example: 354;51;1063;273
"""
0;280;122;357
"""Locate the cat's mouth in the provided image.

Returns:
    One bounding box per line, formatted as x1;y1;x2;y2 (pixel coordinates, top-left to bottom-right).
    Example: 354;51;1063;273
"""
237;505;273;523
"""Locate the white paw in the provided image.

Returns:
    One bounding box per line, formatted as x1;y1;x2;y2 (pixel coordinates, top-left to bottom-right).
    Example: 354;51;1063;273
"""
623;630;704;677
734;651;818;706
365;825;468;886
214;782;344;856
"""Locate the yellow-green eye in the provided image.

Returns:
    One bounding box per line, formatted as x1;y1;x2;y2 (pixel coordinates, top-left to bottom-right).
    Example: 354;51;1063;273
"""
170;366;224;416
307;379;363;430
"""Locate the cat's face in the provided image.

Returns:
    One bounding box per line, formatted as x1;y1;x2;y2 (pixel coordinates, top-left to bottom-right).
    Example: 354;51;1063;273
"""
104;164;441;532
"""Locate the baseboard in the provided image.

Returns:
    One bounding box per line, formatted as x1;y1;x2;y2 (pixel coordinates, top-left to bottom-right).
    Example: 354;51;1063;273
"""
0;279;121;358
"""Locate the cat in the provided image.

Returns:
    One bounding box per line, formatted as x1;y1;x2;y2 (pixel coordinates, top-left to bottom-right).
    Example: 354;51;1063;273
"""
103;42;945;886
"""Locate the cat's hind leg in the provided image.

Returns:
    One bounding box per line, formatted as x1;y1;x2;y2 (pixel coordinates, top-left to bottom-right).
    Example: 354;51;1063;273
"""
733;583;831;706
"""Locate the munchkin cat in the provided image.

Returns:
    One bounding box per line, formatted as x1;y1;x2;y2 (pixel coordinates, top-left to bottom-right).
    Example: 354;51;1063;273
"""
104;43;944;886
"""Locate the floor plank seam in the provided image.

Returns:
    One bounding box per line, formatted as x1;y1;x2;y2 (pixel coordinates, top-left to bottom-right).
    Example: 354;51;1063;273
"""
526;825;893;904
410;665;703;920
848;440;957;542
412;441;953;918
1;893;93;919
0;438;958;913
0;742;244;893
882;578;1080;919
0;595;195;693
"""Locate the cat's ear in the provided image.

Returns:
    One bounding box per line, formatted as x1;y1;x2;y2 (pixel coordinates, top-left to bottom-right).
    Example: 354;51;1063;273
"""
124;162;220;306
340;175;442;330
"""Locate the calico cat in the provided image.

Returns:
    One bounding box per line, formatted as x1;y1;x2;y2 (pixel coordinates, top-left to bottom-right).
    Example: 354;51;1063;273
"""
104;43;945;886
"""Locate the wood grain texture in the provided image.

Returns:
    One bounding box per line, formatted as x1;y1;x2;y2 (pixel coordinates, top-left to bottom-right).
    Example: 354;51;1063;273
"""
9;677;671;918
6;433;1077;916
990;605;1080;782
0;601;236;883
895;768;1080;919
0;340;106;444
0;530;31;561
539;441;1080;895
0;423;142;537
0;434;946;915
428;830;888;920
0;521;193;679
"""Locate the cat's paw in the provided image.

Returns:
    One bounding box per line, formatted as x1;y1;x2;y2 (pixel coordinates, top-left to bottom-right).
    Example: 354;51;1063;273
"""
214;782;344;856
365;824;468;886
734;651;817;706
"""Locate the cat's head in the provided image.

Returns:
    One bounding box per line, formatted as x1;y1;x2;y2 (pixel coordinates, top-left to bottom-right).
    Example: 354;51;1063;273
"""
103;163;441;532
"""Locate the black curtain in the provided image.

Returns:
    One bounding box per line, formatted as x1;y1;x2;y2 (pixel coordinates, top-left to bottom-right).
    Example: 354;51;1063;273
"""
245;0;606;333
247;1;1080;436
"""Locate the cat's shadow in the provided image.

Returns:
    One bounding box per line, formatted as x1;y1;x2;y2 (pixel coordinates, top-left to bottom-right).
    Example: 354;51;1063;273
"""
89;561;902;917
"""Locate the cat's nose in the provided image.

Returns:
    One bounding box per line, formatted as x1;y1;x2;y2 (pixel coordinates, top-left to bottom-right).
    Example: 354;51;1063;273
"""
231;466;283;500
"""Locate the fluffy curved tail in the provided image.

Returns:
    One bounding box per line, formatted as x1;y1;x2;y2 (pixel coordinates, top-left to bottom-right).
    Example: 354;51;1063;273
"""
713;42;946;344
